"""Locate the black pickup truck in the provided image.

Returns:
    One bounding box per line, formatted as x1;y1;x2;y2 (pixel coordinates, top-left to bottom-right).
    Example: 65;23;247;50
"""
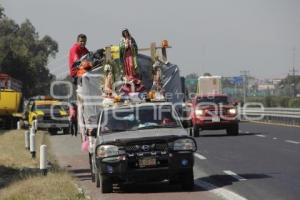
91;102;197;193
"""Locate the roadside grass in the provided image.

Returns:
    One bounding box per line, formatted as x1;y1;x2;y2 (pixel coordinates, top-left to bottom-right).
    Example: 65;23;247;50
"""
1;172;86;200
0;130;86;200
0;130;41;168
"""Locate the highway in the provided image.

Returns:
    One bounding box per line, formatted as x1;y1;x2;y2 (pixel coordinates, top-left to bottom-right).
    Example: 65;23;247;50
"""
49;122;300;200
194;122;300;200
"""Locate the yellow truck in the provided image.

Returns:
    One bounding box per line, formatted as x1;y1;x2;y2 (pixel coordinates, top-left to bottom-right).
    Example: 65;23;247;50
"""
23;96;70;135
0;73;22;129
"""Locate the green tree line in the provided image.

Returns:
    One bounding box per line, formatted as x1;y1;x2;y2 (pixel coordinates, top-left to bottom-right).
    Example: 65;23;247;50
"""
0;5;58;98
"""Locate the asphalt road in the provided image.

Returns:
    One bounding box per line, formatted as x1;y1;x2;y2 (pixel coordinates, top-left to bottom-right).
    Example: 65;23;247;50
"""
49;134;218;200
48;122;300;200
194;122;300;200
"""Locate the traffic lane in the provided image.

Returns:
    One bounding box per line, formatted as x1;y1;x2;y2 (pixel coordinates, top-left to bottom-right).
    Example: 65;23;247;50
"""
193;127;300;200
194;154;300;200
49;134;220;200
240;122;300;142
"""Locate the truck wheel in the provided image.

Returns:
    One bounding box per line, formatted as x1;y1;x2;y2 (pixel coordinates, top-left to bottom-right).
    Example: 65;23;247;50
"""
96;171;100;188
100;175;113;193
89;153;95;182
226;124;239;136
181;170;194;191
4;117;12;129
48;128;57;135
63;128;69;135
169;177;179;185
193;125;200;137
189;128;193;136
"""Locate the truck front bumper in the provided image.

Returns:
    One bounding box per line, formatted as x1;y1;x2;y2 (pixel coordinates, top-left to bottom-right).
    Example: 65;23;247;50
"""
194;119;239;130
37;120;69;129
96;152;194;183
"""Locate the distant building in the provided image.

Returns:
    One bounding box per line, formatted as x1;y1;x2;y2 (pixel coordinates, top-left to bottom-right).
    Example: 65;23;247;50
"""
257;84;275;91
256;78;283;96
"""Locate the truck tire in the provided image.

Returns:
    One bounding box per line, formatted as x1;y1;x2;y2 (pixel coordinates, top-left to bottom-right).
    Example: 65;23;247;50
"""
4;117;12;129
100;175;113;193
226;124;239;136
193;125;200;137
181;170;194;191
189;128;193;136
96;171;100;188
48;128;57;135
63;128;70;135
169;178;178;185
89;153;95;183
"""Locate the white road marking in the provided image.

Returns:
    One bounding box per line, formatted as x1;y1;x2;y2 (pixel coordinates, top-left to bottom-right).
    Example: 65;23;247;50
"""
256;134;266;138
285;140;300;144
194;153;207;160
193;167;248;200
273;137;278;140
194;179;248;200
223;170;247;181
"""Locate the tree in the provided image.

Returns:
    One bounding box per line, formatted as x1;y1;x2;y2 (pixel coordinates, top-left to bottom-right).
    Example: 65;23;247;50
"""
203;72;212;76
276;75;300;97
0;5;4;19
0;6;58;98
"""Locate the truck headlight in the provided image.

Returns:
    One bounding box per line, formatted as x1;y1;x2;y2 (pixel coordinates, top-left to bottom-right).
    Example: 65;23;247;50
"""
195;109;204;116
228;108;237;115
96;145;124;158
173;138;196;151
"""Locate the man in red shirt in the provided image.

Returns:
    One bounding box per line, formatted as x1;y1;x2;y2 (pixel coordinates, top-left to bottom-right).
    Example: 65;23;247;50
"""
69;34;89;82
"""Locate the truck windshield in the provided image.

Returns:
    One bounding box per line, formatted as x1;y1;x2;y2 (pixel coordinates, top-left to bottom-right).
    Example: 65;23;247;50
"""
100;105;181;134
35;104;64;113
196;96;228;104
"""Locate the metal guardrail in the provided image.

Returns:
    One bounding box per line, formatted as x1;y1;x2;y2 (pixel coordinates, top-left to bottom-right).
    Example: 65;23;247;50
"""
240;107;300;125
241;108;300;118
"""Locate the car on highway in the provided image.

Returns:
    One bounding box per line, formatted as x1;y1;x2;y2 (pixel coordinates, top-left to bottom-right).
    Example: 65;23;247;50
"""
23;96;69;134
186;94;239;137
91;101;197;193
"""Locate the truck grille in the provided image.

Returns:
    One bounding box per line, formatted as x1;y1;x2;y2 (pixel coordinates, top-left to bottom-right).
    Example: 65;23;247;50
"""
125;143;168;152
42;114;67;121
125;142;169;169
205;109;228;116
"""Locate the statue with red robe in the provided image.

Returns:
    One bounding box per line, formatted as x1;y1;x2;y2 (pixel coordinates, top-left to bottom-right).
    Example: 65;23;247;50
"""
119;29;144;94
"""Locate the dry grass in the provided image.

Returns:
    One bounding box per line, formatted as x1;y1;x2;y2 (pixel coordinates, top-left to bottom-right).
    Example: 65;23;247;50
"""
0;130;42;168
1;172;85;200
0;130;86;200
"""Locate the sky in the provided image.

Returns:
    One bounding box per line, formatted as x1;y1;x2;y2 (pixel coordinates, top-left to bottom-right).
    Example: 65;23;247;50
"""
1;0;300;79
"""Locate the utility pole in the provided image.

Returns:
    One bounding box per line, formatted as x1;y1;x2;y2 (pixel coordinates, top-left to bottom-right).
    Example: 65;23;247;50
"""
240;70;249;104
289;47;298;97
287;73;291;96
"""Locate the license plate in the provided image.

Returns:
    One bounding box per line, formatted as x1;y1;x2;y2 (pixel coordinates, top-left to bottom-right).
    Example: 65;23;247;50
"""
212;116;220;122
139;157;156;168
